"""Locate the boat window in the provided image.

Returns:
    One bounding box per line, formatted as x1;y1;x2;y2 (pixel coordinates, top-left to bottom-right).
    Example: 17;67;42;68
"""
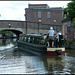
30;37;33;43
23;37;25;41
22;37;24;41
32;37;34;43
19;36;22;41
28;37;30;43
36;38;39;44
26;37;28;42
33;37;37;44
39;37;45;45
34;37;39;44
24;37;27;41
43;36;47;40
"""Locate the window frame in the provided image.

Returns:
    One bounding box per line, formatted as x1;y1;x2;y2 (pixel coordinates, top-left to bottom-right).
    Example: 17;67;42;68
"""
38;11;41;18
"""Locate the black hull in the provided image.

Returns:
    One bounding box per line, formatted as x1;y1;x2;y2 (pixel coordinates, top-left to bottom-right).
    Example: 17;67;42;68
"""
17;41;47;55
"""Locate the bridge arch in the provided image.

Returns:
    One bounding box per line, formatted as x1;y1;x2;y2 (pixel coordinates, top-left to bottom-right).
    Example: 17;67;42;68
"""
0;28;24;37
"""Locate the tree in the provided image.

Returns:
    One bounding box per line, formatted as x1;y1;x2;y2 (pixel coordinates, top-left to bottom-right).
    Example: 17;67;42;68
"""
64;1;75;20
71;18;75;27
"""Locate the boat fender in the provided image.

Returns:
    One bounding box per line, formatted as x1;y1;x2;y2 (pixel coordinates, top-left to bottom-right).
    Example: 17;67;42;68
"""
55;50;62;55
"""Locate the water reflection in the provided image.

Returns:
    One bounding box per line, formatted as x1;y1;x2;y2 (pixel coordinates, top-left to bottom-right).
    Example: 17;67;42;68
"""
45;56;65;74
65;49;75;74
66;49;75;57
2;39;6;45
0;39;18;50
0;48;65;74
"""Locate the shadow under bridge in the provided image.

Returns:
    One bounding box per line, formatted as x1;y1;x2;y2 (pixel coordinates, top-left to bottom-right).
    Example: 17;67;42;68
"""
2;29;23;38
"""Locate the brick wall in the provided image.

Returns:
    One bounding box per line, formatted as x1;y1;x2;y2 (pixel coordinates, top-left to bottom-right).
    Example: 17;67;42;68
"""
67;27;75;41
29;4;49;8
0;20;62;34
62;20;71;39
25;5;63;25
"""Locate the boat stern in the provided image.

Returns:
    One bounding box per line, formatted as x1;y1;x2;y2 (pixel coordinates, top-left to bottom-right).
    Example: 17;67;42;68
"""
47;47;65;56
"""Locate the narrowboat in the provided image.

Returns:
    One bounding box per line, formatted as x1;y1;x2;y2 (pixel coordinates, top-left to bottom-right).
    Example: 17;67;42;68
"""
17;33;65;56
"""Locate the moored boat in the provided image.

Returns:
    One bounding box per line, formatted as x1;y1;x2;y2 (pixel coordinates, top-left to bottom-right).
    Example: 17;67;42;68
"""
17;33;65;56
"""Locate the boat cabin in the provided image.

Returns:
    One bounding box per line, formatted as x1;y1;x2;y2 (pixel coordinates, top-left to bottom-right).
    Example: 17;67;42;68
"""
19;33;47;45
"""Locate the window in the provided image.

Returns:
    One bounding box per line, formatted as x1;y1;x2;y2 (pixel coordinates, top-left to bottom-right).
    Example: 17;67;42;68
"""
47;12;50;18
38;11;41;18
28;37;30;43
22;37;23;40
24;37;26;41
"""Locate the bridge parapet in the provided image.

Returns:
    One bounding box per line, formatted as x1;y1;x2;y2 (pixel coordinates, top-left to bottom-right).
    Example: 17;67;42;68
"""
0;20;62;34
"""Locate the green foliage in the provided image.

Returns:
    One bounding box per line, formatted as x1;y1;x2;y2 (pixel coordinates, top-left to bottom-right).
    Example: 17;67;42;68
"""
64;39;67;45
71;18;75;27
63;1;75;20
0;31;15;35
63;8;68;14
0;31;6;34
68;40;73;45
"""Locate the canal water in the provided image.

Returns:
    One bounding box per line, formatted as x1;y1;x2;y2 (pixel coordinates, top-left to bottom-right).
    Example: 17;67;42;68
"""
0;39;75;74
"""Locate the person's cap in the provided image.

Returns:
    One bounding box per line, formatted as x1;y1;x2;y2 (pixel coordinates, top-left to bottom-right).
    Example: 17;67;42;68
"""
50;27;53;30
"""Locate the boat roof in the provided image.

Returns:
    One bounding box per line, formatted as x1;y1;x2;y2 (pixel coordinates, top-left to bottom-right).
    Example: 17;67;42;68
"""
26;34;42;37
20;33;47;37
20;33;42;37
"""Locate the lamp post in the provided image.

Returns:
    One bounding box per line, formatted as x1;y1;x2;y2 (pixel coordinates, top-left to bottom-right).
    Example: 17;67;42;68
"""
26;21;27;34
9;24;11;29
38;20;41;33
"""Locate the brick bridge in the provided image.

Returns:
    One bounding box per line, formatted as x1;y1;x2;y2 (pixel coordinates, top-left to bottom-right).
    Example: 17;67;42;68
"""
0;20;62;36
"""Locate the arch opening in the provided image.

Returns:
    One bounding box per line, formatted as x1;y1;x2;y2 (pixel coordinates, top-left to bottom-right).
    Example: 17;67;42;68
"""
0;29;23;39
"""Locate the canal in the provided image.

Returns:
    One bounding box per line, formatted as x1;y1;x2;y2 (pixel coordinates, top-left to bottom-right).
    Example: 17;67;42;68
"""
0;39;75;74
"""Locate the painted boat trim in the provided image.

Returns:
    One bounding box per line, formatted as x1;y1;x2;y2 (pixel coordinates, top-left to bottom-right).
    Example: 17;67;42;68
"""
47;51;65;55
47;47;65;51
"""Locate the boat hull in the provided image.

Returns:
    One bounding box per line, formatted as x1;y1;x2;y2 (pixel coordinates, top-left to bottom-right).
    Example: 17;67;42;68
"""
17;41;47;56
17;41;65;56
47;47;65;55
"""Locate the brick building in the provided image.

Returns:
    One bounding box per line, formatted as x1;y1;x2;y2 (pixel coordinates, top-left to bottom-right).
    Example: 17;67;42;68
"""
25;4;64;32
62;18;71;40
67;27;75;41
62;18;75;41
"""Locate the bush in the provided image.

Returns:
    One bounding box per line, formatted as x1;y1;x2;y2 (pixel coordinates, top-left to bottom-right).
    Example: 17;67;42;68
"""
68;40;73;44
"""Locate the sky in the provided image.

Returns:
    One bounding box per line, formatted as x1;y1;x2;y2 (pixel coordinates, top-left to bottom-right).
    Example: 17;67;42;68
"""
0;1;71;21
